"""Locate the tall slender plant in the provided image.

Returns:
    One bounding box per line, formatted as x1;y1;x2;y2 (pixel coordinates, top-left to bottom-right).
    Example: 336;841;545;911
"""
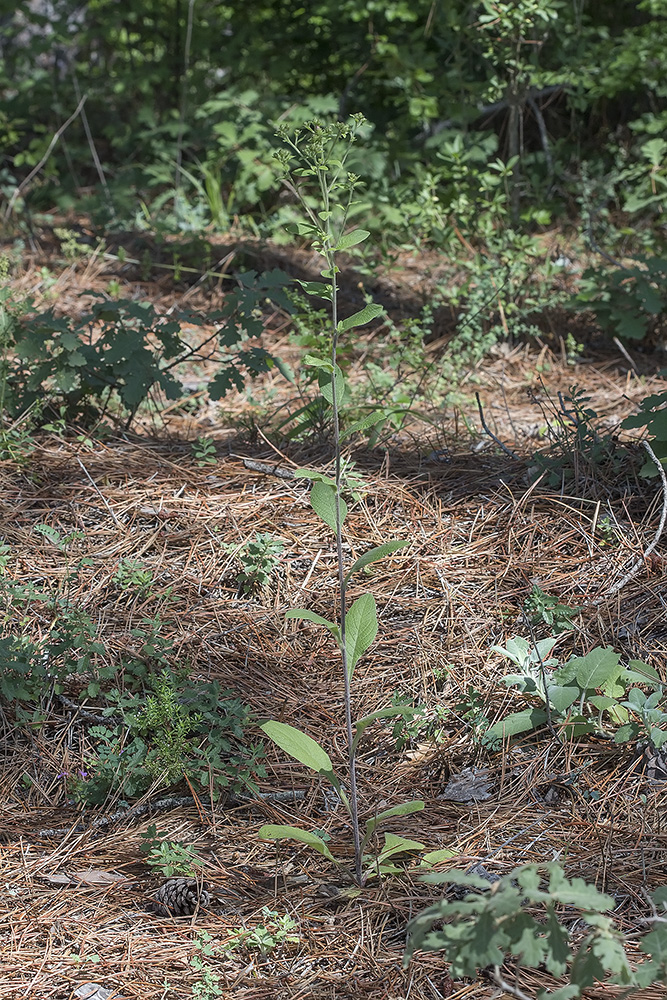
258;118;418;885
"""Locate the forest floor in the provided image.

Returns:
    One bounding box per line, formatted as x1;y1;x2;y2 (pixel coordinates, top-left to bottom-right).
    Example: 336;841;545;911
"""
1;228;667;1000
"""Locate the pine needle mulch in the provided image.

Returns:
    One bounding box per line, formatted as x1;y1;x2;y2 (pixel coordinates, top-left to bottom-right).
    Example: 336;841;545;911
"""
1;252;667;998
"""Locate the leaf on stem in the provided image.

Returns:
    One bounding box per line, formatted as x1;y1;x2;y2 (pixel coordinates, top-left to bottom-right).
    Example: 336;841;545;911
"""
340;410;393;441
344;540;408;585
285;608;340;640
338;303;383;333
310;479;347;533
332;229;370;251
260;721;336;778
257;824;336;862
363;801;425;846
345;593;378;676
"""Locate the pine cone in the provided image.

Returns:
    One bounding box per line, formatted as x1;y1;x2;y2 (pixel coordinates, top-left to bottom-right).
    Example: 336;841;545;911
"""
148;877;210;917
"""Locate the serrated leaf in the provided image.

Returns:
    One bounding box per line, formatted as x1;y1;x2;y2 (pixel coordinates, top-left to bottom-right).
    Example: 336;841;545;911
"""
310;480;347;533
344;540;408;585
257;824;336;862
260;721;335;777
338;303;383;333
345;593;378;675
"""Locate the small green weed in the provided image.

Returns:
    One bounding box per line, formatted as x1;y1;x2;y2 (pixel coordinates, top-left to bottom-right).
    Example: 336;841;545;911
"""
453;686;497;747
4;273;292;425
113;558;154;596
140;823;206;877
529;386;626;488
389;692;448;751
224;532;284;594
191;436;217;466
227;907;300;955
190;932;224;999
575;255;667;343
622;389;667;477
523;585;582;634
69;669;263;805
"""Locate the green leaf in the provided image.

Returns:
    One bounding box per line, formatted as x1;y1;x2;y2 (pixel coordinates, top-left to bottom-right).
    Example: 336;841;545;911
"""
345;593;378;675
587;695;619;711
294;279;332;298
546;684;580;713
486;708;548;740
332;229;370;251
624;659;662;684
318;364;347;407
260;721;335;777
352;704;417;752
285;608;340;640
376;832;425;863
338;303;383;333
344;540;408;585
613;723;635;743
340;410;390;441
284;221;318;237
363;801;424;844
272;355;296;384
303;354;333;371
419;848;458;867
310;480;347;533
571;647;621;690
257;824;336;862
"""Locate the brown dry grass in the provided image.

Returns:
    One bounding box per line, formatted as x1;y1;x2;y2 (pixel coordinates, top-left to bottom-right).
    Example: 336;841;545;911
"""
0;235;666;1000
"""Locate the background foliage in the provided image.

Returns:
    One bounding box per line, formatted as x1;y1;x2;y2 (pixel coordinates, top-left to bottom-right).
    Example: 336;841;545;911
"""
2;0;667;247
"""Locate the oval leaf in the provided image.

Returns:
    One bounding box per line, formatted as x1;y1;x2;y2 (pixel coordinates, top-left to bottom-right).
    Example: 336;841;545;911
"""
319;365;347;407
486;708;548;740
572;647;621;689
340;410;390;441
546;684;579;714
285;608;340;640
345;593;378;675
338;303;383;333
311;480;347;533
260;721;335;776
258;824;336;862
344;540;408;585
333;229;370;251
377;833;425;863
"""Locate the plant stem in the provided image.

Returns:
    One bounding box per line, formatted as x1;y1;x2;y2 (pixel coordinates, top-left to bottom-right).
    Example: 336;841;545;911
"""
321;168;363;886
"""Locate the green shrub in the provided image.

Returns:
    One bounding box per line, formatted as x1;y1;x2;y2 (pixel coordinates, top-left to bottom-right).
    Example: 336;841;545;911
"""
3;273;292;425
405;864;667;997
